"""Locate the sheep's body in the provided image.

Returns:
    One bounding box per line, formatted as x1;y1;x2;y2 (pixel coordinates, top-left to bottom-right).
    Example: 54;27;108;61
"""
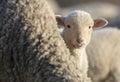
86;27;120;82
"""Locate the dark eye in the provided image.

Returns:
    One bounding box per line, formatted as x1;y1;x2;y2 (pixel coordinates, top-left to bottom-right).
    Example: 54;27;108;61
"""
67;25;71;28
89;26;92;29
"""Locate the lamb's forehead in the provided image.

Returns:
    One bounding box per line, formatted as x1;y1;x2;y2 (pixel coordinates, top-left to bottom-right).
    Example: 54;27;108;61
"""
66;10;94;25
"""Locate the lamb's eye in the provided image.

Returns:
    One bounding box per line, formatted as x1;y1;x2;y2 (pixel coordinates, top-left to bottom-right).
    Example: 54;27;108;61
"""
67;25;71;28
89;26;92;29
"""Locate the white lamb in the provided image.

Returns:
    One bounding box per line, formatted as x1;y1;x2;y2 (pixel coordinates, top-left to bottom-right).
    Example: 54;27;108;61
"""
86;27;120;82
56;10;108;82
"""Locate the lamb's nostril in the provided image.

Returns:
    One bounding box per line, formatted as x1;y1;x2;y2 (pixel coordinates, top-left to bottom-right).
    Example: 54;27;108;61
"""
77;39;83;44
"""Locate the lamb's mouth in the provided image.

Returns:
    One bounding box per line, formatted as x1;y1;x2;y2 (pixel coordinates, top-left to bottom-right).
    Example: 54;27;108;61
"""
73;43;85;48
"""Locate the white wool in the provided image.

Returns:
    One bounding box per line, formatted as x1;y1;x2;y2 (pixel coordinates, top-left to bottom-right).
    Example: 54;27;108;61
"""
87;27;120;82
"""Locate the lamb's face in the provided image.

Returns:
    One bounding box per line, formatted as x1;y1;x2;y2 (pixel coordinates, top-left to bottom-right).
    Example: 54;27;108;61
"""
56;10;108;49
63;11;94;48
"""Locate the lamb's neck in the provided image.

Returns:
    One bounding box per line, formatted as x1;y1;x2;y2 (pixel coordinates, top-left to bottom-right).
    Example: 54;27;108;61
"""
70;47;86;57
70;47;88;73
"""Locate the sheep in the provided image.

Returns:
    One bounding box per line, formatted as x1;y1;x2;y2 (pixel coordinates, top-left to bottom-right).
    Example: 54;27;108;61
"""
0;0;94;82
56;10;108;82
86;27;120;82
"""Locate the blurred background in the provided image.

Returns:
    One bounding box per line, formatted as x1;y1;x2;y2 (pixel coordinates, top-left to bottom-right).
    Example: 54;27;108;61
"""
47;0;120;28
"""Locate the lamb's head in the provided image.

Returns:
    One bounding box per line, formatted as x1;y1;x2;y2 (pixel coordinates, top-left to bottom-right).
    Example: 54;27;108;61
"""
56;10;108;49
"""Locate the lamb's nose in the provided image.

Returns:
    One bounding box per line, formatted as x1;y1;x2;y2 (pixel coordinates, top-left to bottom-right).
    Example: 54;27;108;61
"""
76;38;83;44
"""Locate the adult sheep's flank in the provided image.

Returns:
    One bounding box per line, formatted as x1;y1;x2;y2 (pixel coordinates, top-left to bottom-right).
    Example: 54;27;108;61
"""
86;27;120;82
56;10;108;82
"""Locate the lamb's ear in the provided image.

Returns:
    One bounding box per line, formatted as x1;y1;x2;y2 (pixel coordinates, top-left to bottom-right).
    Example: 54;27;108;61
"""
55;15;65;26
93;18;108;29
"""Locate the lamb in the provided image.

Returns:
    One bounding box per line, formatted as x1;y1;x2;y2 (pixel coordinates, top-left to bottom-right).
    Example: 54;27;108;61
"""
56;10;108;82
86;27;120;82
